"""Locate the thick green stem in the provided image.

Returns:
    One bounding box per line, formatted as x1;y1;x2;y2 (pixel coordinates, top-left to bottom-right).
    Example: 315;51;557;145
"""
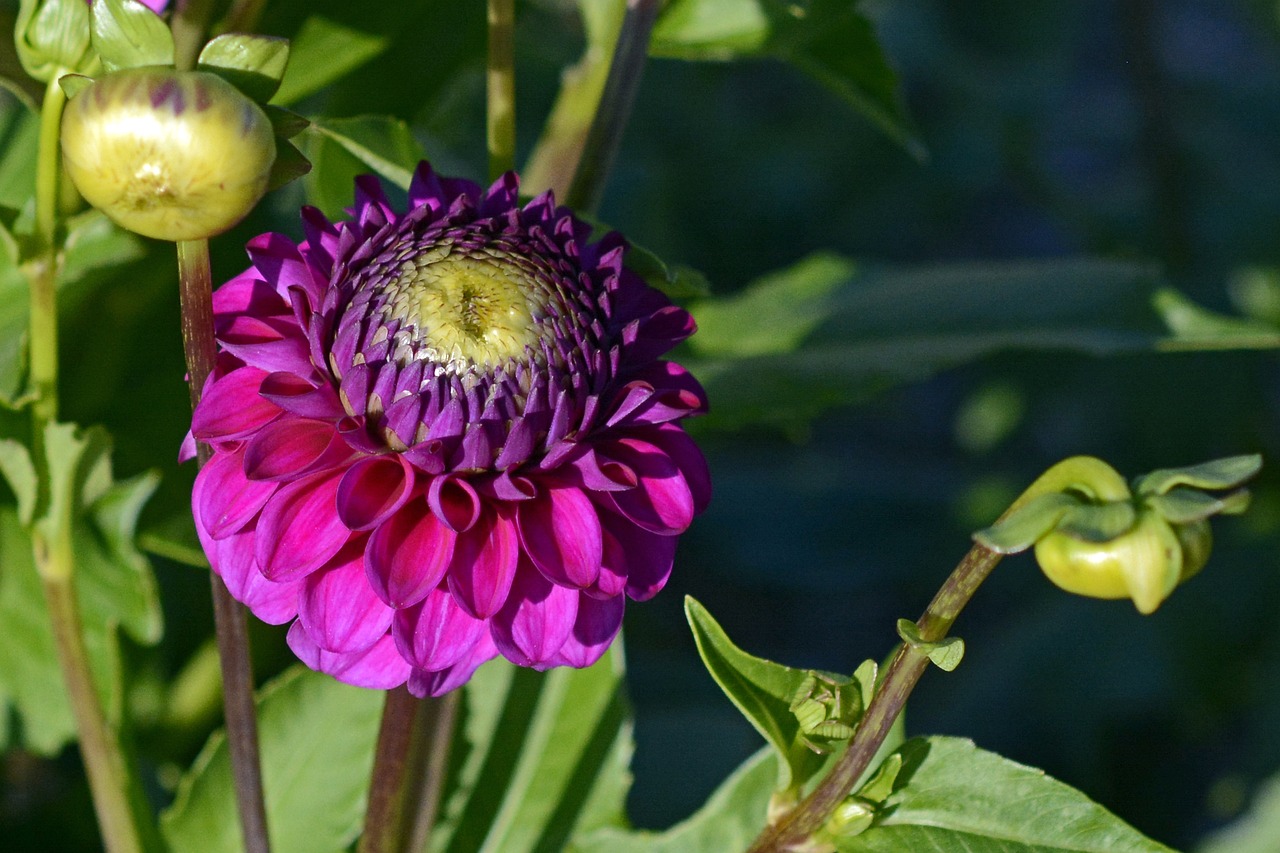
31;76;65;429
358;689;460;853
171;0;218;73
487;0;516;181
177;239;272;853
564;0;660;214
747;543;1005;853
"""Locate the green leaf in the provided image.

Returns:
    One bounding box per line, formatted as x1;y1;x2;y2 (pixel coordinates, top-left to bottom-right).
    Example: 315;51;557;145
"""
686;596;862;791
1153;288;1280;350
90;0;175;72
197;34;291;103
1199;770;1280;853
570;748;775;853
0;438;36;524
1145;488;1241;525
15;0;93;82
973;492;1083;554
273;16;389;106
1133;455;1263;497
160;667;384;853
895;620;964;673
267;139;312;192
0;438;162;753
651;0;919;154
1056;500;1138;543
837;737;1177;852
303;116;424;218
57;72;94;99
428;647;633;852
686;257;1159;431
626;238;711;300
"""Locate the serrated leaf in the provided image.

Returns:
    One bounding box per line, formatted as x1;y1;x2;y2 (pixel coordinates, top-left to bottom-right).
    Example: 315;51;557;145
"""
16;0;93;83
197;34;290;103
837;737;1177;852
570;748;775;853
973;492;1083;554
273;16;389;106
686;596;840;791
1133;455;1262;497
428;647;633;852
160;667;384;853
651;0;919;154
91;0;174;71
895;620;964;672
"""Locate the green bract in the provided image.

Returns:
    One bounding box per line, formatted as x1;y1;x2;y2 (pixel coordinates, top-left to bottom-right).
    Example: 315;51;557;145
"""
60;67;276;241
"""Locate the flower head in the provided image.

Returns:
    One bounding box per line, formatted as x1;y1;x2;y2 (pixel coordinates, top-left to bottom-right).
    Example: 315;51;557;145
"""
190;163;710;695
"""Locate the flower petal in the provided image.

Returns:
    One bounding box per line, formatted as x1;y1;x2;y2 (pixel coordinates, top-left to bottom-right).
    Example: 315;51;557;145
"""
446;507;519;618
337;454;415;531
286;622;409;690
197;519;301;624
392;586;485;671
547;593;624;669
517;484;602;589
600;437;695;534
243;418;351;481
489;564;579;668
193;448;277;539
298;541;393;653
191;367;280;441
364;499;456;608
255;469;350;581
407;631;498;698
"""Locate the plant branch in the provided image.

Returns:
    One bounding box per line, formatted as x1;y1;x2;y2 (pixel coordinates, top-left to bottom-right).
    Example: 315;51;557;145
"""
564;0;660;214
487;0;516;181
177;238;272;853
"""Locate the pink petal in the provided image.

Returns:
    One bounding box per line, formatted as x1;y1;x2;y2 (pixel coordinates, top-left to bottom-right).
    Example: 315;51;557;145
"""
193;448;278;539
255;469;350;581
547;593;624;669
298;541;394;653
243;418;351;481
197;520;300;624
517;485;602;589
286;622;410;690
364;500;456;608
489;564;579;668
217;315;313;375
600;437;695;535
337;454;416;531
428;476;481;532
446;507;519;618
392;586;485;671
407;631;498;698
191;367;280;441
649;423;712;515
259;372;345;420
605;517;678;602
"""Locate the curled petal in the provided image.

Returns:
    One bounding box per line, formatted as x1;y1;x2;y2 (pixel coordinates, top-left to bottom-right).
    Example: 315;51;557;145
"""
259;372;345;420
600;437;695;534
286;622;410;690
392;586;485;671
255;469;350;581
547;593;624;669
517;484;602;588
192;367;279;441
429;476;481;532
298;542;394;653
243;418;351;481
337;454;415;531
365;499;456;608
446;507;519;618
607;516;678;601
489;564;579;669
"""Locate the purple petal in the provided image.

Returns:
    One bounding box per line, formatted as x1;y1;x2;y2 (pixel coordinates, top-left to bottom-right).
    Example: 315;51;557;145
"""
298;541;393;653
337;454;415;531
600;437;695;535
193;448;277;539
489;565;579;668
648;423;712;515
243;418;351;481
197;518;301;624
517;485;602;589
364;500;456;608
428;476;481;532
446;507;519;618
547;593;624;668
407;631;498;698
255;469;350;581
392;586;485;671
216;315;313;375
192;367;280;441
259;372;345;420
605;516;677;601
286;622;410;690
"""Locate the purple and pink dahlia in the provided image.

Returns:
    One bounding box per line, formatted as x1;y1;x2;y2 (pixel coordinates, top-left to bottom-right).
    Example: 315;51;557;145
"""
188;163;709;696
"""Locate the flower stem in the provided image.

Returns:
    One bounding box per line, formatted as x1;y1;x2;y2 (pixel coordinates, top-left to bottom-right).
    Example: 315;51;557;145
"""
176;238;272;853
171;0;218;73
31;76;66;426
487;0;517;181
564;0;660;214
746;542;1005;853
359;689;460;853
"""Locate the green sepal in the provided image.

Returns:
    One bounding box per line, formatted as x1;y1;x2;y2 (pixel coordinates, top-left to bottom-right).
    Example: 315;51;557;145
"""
1133;454;1262;497
196;33;290;103
972;491;1082;554
0;440;37;525
266;139;311;192
57;72;95;99
1146;486;1251;524
90;0;175;72
856;752;903;804
263;104;310;139
15;0;93;83
1054;500;1136;543
896;619;964;672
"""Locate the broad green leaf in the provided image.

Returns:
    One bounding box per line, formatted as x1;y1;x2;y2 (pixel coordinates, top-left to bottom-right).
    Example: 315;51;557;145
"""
197;34;291;103
160;667;384;853
651;0;919;154
273;16;389;106
837;737;1177;852
1133;455;1262;497
686;596;858;791
570;748;775;853
0;452;162;753
16;0;93;82
429;646;633;852
303;116;424;218
91;0;174;72
1199;771;1280;853
686;257;1159;431
0;100;40;208
1154;288;1280;351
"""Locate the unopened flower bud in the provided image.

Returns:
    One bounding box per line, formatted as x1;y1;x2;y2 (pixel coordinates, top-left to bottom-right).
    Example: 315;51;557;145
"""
61;67;275;241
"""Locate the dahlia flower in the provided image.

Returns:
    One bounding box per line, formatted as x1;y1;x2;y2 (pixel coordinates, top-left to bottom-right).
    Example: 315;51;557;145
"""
189;163;710;695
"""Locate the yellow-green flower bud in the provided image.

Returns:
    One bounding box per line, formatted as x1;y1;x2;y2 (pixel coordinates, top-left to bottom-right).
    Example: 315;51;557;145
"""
1033;509;1183;614
60;67;276;241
